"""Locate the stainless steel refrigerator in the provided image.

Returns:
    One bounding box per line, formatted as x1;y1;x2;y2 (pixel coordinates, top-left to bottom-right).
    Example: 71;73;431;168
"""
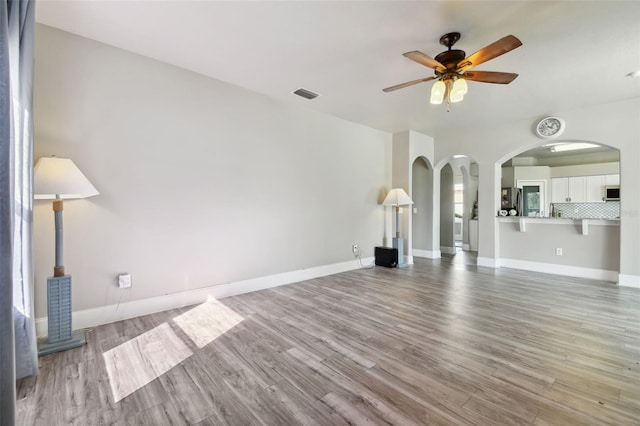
501;187;522;214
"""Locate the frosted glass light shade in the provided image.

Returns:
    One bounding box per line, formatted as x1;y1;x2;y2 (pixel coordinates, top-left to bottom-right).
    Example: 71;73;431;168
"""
453;78;468;94
430;80;446;104
383;188;414;206
34;157;99;200
450;78;468;103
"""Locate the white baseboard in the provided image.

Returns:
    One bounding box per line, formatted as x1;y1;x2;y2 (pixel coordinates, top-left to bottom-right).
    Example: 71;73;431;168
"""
412;249;441;259
462;244;470;251
500;258;618;282
440;246;457;255
618;274;640;288
35;257;374;338
477;257;500;268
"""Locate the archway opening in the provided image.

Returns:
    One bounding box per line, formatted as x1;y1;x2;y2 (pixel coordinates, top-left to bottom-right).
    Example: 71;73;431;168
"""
411;156;435;258
500;141;620;218
434;156;480;266
497;140;621;280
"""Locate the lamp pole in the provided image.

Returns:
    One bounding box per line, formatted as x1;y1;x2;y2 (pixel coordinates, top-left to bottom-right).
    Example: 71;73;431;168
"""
53;196;64;277
382;188;413;268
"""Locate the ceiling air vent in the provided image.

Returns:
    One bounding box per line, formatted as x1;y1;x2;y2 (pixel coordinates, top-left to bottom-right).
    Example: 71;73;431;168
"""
293;88;319;100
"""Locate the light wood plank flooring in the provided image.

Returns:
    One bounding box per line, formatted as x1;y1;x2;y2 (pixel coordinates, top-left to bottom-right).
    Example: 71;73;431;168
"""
17;255;640;425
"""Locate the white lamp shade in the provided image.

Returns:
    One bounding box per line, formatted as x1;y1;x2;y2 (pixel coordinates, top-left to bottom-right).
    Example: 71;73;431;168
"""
34;157;99;200
382;188;414;206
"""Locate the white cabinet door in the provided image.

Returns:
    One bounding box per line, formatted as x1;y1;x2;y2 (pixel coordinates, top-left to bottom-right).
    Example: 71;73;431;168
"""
605;174;620;186
568;176;586;202
551;177;569;203
586;175;605;202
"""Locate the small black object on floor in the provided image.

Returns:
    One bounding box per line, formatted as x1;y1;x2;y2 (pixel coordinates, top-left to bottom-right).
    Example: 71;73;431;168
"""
374;246;398;268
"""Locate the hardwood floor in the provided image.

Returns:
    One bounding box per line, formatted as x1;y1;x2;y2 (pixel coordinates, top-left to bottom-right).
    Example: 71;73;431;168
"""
17;256;640;425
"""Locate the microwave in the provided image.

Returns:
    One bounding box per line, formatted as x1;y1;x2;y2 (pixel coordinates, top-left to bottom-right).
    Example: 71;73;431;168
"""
605;186;620;201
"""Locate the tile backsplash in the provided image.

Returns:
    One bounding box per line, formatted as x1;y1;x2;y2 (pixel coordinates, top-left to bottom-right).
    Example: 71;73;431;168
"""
552;201;620;219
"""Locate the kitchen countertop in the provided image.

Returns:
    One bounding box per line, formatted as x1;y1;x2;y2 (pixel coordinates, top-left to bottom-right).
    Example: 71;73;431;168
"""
497;216;619;224
496;216;619;234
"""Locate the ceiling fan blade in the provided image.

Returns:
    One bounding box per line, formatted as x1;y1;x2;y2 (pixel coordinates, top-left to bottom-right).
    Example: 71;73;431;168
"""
383;76;437;93
457;35;522;71
463;71;518;84
403;51;446;72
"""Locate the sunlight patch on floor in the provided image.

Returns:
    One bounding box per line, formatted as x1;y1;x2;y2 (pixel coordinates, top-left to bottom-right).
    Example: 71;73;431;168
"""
103;322;193;402
172;297;244;348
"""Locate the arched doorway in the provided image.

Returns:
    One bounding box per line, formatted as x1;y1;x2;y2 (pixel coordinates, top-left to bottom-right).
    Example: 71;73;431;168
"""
438;156;480;258
497;140;621;280
411;156;437;258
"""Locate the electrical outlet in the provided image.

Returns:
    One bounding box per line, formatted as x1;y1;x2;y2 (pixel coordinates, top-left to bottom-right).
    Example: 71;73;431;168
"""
118;273;132;288
555;248;563;256
352;244;359;254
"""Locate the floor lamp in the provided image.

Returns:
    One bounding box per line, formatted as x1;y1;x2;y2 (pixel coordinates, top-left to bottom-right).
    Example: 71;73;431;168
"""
34;156;99;356
383;188;414;267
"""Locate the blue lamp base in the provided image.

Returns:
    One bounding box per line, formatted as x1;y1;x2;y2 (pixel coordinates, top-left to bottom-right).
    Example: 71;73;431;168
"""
38;330;86;356
392;237;409;267
37;274;86;356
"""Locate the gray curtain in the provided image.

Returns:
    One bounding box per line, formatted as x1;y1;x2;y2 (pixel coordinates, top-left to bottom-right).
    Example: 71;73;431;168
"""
1;0;37;424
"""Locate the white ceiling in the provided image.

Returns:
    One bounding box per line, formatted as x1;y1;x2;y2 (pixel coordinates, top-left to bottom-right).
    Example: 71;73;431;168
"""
35;1;640;137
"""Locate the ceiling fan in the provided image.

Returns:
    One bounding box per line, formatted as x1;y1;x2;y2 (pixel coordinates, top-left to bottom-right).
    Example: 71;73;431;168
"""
383;32;522;106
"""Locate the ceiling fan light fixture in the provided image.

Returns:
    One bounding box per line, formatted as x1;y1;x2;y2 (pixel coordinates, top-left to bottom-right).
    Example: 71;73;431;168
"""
449;78;468;103
430;80;446;104
383;32;522;109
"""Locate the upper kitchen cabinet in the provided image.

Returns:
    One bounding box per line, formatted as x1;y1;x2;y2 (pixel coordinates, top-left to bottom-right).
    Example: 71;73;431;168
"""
552;176;587;203
605;174;620;186
552;174;618;203
551;177;567;203
586;175;605;202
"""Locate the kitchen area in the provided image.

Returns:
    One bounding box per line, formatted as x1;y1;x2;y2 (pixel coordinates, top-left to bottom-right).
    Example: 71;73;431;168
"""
497;143;621;281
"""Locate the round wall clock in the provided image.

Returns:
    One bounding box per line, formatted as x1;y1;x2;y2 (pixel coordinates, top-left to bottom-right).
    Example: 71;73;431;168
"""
535;116;565;139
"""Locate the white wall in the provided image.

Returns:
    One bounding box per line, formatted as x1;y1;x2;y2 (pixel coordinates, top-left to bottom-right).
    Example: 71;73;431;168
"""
499;220;619;277
392;130;435;261
462;165;478;247
439;165;455;252
514;166;550;182
499;218;620;281
411;158;431;250
33;25;392;319
550;162;619;178
501;166;515;188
